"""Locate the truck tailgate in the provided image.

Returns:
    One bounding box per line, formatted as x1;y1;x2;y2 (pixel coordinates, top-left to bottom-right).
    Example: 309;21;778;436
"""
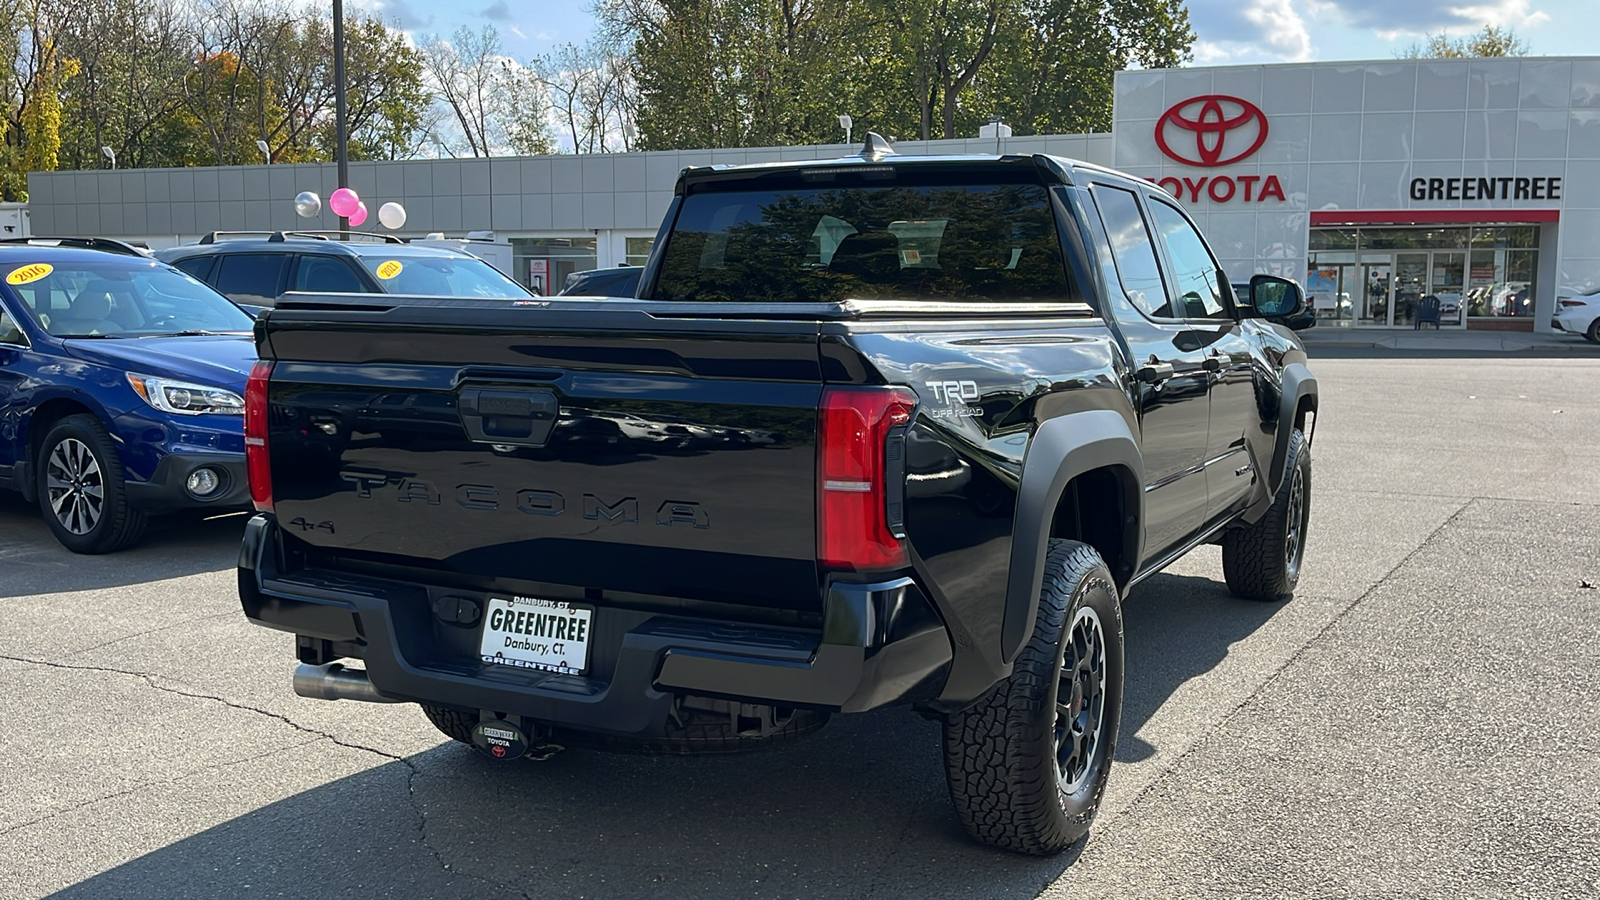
261;299;824;611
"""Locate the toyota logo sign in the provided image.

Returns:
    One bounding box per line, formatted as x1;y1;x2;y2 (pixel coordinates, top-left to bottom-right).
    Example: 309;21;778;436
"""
1155;95;1269;167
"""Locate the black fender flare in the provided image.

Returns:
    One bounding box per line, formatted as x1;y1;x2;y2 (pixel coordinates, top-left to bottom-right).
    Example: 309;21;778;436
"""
1268;363;1317;495
1001;409;1143;664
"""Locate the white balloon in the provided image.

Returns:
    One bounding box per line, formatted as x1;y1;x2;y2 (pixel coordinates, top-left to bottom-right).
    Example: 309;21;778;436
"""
293;191;321;218
378;201;408;230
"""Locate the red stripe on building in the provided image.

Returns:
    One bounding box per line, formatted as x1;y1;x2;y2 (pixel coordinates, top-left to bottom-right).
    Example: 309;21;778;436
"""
1309;209;1560;226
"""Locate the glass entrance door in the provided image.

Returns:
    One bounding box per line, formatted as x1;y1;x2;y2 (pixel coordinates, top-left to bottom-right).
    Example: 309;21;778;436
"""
1355;252;1471;327
1358;257;1391;326
1431;252;1466;326
1393;253;1428;327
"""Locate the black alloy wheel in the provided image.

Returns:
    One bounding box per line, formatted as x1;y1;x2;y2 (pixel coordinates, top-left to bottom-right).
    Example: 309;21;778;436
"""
1283;462;1308;581
1056;604;1108;796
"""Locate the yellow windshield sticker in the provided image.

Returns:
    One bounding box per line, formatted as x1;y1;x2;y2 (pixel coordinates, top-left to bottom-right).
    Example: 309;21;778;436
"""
6;263;52;285
375;260;403;280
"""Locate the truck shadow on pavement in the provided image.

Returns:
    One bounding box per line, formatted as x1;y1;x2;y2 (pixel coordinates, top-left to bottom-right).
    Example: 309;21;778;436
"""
40;571;1282;899
0;492;248;598
1116;570;1284;762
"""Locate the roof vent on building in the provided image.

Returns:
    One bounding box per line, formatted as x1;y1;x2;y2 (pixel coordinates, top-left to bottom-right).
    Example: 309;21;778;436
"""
858;132;897;162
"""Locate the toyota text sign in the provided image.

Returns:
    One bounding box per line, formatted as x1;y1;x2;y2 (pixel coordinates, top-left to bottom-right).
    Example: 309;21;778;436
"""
1151;94;1285;204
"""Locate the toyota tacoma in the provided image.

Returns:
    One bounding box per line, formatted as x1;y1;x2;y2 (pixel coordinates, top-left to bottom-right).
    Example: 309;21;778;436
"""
238;136;1317;855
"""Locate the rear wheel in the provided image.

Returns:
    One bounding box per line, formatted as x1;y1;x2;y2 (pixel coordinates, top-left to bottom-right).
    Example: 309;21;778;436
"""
942;540;1125;855
1586;317;1600;344
1222;429;1311;601
35;415;147;554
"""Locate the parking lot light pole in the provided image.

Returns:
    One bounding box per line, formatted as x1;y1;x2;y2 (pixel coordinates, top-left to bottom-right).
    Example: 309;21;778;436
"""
333;0;349;234
257;139;271;164
101;146;116;170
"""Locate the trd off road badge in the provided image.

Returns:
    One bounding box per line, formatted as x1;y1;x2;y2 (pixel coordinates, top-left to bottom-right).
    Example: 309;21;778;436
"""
928;380;981;419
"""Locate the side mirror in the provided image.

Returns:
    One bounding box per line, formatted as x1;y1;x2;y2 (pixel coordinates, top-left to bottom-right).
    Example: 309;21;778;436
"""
1250;274;1307;320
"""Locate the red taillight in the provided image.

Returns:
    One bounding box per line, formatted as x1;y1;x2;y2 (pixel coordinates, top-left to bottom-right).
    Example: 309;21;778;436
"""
817;386;917;572
1559;299;1589;309
244;359;274;513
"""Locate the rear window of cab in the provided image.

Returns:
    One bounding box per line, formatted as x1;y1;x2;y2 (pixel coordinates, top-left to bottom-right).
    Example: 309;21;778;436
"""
651;171;1074;303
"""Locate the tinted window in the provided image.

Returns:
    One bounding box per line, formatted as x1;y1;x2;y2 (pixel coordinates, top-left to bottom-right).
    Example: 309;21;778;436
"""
214;254;290;303
1091;186;1172;319
357;255;530;298
651;180;1072;303
1148;200;1229;320
294;255;366;293
560;268;642;297
171;256;213;281
8;261;252;337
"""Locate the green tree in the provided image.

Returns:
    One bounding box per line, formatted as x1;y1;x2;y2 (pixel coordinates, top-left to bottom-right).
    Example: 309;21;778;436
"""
984;0;1193;134
1398;25;1529;59
604;0;1196;149
55;0;193;170
340;15;432;160
605;0;868;149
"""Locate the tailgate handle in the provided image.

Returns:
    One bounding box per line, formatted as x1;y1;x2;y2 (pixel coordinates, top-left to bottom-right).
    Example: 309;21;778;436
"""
457;388;559;448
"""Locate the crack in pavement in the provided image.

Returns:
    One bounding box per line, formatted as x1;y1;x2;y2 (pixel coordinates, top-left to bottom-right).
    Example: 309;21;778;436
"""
0;653;534;900
1092;496;1478;837
62;610;239;658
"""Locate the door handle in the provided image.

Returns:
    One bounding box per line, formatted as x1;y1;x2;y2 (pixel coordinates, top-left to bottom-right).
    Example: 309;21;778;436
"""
1135;362;1175;384
1201;356;1223;373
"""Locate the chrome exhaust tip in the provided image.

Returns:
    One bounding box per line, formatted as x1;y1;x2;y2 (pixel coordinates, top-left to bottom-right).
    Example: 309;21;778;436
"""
292;662;402;703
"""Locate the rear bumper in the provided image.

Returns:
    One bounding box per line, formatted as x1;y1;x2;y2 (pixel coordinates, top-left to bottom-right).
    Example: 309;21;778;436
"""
237;516;953;738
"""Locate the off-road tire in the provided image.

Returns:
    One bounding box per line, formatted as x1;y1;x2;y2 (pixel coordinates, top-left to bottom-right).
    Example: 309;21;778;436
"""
35;415;147;554
1222;428;1311;601
942;540;1125;855
422;703;829;754
421;704;477;744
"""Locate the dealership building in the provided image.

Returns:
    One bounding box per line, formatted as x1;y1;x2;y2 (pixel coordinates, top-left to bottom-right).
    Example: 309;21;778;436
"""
24;56;1600;329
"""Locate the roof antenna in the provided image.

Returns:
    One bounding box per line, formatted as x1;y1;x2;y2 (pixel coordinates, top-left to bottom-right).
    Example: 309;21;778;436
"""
858;131;897;162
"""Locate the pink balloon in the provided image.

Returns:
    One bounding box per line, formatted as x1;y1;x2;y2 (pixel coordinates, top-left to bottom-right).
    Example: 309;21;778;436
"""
348;201;368;227
329;187;360;218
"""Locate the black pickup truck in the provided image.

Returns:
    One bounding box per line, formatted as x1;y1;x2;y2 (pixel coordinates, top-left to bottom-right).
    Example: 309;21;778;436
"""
239;137;1317;855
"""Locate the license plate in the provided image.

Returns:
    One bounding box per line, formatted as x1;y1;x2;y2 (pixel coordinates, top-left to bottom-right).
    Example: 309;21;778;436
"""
479;596;593;675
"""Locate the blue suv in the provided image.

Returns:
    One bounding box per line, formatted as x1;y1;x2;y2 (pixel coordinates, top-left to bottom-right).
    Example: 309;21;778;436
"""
0;239;257;553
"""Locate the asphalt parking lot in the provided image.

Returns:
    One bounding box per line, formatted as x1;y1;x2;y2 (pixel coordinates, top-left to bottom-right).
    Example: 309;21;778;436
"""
3;355;1598;899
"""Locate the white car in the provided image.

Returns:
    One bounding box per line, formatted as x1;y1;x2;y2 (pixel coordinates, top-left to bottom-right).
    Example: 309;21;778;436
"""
1553;290;1600;343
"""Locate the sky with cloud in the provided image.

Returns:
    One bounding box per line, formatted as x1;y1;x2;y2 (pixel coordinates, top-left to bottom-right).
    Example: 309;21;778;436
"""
358;0;1591;64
